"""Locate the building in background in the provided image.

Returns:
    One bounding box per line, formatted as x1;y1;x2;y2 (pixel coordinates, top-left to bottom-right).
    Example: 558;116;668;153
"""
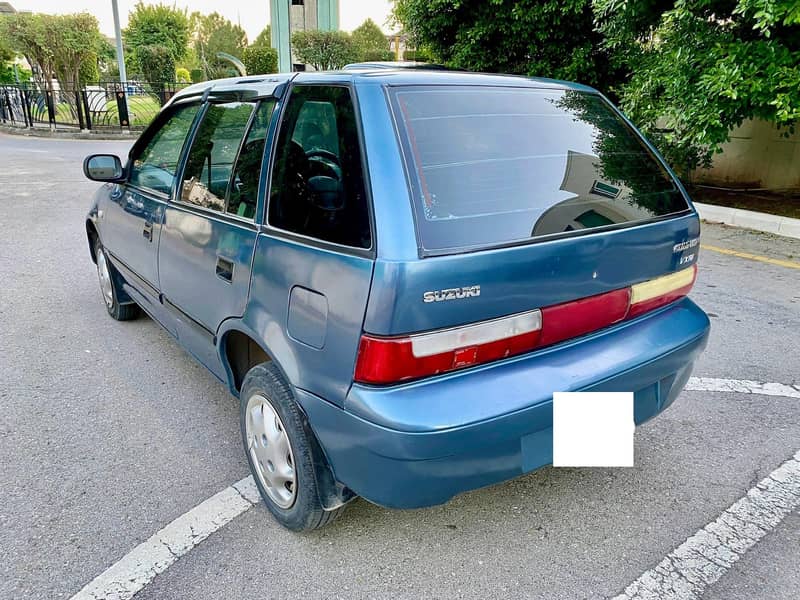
0;2;17;14
270;0;339;72
388;32;412;61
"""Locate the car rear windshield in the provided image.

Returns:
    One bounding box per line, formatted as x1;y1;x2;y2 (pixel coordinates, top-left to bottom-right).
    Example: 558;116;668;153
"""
389;86;691;253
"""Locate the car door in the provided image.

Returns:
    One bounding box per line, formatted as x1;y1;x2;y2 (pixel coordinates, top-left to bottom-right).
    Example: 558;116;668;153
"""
100;103;201;299
251;83;375;405
157;99;277;376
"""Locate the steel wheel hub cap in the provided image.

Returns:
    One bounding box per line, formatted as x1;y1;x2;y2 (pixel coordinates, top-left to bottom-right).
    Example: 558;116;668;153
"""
96;249;114;308
245;394;296;509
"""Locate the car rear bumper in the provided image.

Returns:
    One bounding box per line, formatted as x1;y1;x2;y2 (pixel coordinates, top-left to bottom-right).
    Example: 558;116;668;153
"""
297;297;710;509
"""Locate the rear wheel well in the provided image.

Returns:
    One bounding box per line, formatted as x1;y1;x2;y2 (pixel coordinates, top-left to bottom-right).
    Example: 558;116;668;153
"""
223;331;270;392
86;220;99;263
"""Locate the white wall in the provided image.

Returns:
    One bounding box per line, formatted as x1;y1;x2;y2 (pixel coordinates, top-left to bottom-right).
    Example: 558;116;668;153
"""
691;119;800;190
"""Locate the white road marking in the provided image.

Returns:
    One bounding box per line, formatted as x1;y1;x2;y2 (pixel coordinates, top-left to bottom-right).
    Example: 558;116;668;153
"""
685;377;800;399
67;378;799;600
613;449;800;600
70;477;259;600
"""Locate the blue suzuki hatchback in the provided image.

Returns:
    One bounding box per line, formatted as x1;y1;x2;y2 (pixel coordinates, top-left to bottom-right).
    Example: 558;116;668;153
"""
83;70;710;530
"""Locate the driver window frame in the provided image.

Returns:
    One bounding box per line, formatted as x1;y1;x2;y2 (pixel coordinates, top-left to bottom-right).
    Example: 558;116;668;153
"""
263;82;376;258
125;99;204;199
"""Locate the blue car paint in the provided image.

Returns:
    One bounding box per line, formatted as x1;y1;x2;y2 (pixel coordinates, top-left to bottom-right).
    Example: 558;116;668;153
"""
364;213;701;335
298;298;709;509
101;184;165;290
87;70;710;510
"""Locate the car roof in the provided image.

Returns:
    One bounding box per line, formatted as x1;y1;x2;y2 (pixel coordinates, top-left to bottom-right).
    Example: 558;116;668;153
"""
169;69;596;106
343;61;455;71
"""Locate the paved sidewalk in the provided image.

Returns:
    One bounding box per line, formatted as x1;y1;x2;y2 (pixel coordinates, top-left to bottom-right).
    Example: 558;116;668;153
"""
696;202;800;240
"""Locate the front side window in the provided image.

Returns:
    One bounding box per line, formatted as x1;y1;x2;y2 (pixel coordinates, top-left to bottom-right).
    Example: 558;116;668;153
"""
181;102;257;213
129;103;201;195
268;85;371;249
391;86;691;252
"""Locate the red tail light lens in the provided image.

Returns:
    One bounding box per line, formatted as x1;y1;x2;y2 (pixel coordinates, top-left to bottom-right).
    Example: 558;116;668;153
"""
540;288;631;347
354;310;542;384
354;265;697;385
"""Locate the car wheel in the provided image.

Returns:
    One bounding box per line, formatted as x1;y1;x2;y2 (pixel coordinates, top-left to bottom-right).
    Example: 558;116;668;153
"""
240;362;345;531
94;239;140;321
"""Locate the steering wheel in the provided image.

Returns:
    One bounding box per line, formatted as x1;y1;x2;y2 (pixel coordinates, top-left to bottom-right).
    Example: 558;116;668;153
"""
305;148;342;181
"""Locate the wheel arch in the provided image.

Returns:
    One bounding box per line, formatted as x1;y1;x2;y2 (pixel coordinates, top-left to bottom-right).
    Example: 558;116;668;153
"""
218;322;355;510
86;219;99;264
218;327;274;395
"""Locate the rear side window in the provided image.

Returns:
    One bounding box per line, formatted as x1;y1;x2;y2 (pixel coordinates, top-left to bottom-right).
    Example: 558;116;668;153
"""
269;85;371;249
390;86;690;252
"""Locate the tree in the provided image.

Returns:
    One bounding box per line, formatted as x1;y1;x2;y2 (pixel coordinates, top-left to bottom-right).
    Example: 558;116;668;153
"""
0;12;58;90
352;19;392;61
595;0;800;172
0;12;103;89
0;30;15;83
52;14;104;88
136;44;175;85
251;26;272;49
0;31;12;64
242;45;278;75
392;0;623;89
124;2;190;81
291;30;358;71
193;12;248;79
96;36;117;80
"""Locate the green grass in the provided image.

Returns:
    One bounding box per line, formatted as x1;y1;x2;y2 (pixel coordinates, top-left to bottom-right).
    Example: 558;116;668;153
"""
52;95;162;128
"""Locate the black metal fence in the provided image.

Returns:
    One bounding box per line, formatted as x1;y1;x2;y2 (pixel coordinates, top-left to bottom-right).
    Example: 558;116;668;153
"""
0;81;189;132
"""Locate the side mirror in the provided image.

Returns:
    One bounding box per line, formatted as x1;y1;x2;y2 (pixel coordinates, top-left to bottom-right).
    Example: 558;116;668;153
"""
83;154;124;182
307;175;344;212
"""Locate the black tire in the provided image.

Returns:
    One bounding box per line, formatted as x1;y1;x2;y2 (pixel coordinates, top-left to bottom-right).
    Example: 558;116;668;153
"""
240;362;345;531
93;239;140;321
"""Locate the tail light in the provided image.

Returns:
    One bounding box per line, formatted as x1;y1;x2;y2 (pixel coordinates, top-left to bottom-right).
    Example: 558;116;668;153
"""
354;310;542;385
627;264;697;318
354;264;697;385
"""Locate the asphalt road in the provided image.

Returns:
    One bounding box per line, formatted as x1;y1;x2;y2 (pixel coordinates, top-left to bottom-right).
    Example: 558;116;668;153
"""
1;131;798;600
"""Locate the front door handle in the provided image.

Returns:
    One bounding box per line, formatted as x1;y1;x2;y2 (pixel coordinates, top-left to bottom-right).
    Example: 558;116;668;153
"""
142;221;153;241
215;257;234;282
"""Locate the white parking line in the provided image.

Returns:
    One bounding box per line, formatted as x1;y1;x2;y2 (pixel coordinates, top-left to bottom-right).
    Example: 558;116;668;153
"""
685;377;800;398
70;477;259;600
67;377;798;600
613;449;800;600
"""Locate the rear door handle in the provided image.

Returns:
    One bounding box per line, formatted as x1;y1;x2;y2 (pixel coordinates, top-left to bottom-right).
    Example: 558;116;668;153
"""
142;221;153;241
215;257;234;282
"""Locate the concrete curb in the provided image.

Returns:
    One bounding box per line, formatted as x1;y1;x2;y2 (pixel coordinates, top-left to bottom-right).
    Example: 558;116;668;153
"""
0;124;137;141
695;202;800;241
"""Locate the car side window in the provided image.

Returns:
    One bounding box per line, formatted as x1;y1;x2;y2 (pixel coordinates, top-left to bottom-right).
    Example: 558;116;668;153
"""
269;85;371;249
180;102;257;213
227;100;276;219
129;104;200;195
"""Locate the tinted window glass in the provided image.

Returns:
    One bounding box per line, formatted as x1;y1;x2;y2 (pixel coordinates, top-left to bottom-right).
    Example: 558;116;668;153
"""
181;102;256;213
130;104;200;195
227;100;276;219
391;86;690;252
269;85;371;249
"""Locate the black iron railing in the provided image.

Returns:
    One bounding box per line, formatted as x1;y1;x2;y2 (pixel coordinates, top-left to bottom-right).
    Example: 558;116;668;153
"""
0;81;189;131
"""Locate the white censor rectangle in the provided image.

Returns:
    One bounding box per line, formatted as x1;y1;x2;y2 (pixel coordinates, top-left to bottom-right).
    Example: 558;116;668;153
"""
553;392;635;467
